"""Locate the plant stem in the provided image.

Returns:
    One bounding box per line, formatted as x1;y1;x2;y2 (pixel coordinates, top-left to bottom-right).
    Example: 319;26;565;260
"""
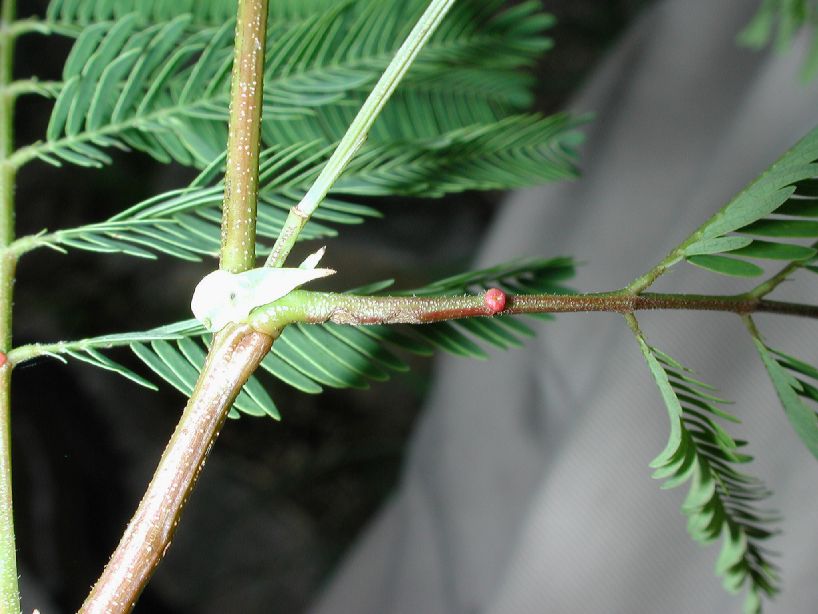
265;0;457;268
747;240;818;299
0;0;18;610
220;0;268;273
81;1;271;611
2;78;60;100
79;325;274;614
626;249;686;295
7;290;818;367
247;289;818;333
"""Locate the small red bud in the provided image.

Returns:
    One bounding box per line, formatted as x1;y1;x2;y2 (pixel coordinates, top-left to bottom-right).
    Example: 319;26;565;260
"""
0;352;7;368
484;288;506;314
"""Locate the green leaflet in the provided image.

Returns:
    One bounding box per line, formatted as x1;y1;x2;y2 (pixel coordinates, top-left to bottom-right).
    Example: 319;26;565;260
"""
13;257;573;419
749;325;818;460
729;239;817;260
694;125;818;238
632;124;818;290
682;236;753;257
32;0;558;169
630;320;779;613
686;255;764;278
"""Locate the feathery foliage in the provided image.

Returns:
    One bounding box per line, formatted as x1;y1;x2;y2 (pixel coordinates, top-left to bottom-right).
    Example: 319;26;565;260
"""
740;0;818;80
24;142;370;261
748;320;818;460
679;125;818;278
632;124;818;289
45;0;354;33
11;258;573;418
22;114;579;261
630;322;779;614
22;0;557;170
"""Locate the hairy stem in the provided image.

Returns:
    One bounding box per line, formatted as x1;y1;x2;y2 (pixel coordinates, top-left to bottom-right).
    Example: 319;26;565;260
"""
248;289;818;333
81;1;271;611
79;325;274;614
220;0;268;272
0;0;18;611
7;291;818;367
265;0;457;267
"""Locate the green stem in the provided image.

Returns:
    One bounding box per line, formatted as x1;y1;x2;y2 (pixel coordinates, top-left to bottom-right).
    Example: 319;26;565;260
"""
0;0;18;610
4;17;49;39
265;0;457;268
0;361;14;614
1;78;59;100
220;0;268;273
626;248;687;294
746;240;818;299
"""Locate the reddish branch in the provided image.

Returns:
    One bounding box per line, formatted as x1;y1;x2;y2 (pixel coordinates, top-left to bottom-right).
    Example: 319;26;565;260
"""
249;290;818;332
80;326;274;613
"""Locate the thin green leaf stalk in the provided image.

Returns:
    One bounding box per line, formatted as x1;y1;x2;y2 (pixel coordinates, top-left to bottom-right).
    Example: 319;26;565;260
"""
742;313;762;339
746;240;818;299
626;248;687;294
5;78;59;100
0;0;18;610
220;0;269;273
265;0;457;268
81;1;272;611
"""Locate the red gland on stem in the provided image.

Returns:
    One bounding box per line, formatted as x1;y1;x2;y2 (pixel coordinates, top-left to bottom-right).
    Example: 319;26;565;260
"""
0;352;7;368
483;288;507;314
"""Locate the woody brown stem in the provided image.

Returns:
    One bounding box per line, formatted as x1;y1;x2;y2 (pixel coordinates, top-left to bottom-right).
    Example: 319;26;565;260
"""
247;290;818;333
79;326;274;613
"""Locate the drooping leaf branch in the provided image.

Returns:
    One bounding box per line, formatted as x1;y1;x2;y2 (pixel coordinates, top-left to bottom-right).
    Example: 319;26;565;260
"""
745;315;818;460
627;314;779;614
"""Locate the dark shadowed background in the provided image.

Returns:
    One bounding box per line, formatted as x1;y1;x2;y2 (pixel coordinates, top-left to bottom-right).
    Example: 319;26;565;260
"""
10;1;648;611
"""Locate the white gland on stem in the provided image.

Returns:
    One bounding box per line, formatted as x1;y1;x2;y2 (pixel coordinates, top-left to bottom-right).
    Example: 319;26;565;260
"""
191;247;334;332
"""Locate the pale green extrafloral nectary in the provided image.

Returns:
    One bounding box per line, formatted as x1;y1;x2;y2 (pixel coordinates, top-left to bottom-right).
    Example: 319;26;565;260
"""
191;247;334;332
